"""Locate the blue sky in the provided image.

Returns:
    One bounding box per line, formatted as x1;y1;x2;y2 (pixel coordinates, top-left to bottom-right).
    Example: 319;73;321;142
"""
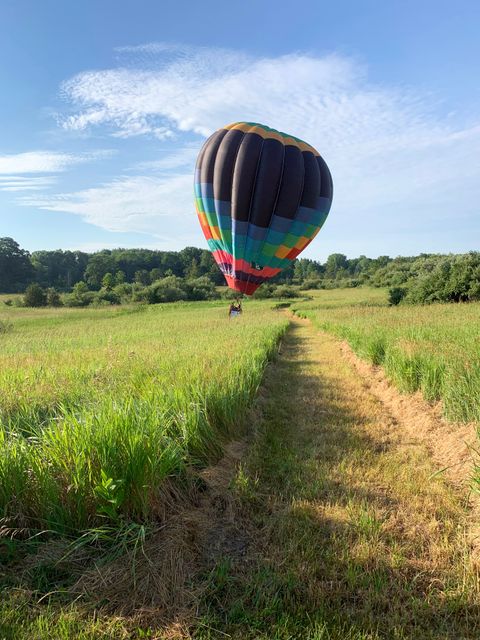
1;0;479;260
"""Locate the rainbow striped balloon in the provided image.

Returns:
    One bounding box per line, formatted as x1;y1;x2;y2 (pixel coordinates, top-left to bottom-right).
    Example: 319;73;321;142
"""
194;122;333;295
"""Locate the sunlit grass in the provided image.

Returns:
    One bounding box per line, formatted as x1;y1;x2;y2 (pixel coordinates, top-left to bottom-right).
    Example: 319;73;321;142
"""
0;301;288;535
192;318;479;639
2;292;478;639
294;288;480;422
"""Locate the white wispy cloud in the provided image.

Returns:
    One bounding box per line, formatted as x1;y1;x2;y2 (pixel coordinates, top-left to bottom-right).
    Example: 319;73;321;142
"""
115;42;194;54
0;150;114;194
60;50;354;140
0;151;84;174
33;44;480;252
0;175;57;191
23;173;194;235
131;145;198;172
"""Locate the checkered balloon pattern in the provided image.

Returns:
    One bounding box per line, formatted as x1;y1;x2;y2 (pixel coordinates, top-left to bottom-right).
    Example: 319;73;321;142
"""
195;122;333;295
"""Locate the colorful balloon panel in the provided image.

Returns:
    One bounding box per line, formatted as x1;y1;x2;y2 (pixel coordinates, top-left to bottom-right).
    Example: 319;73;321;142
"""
194;122;333;295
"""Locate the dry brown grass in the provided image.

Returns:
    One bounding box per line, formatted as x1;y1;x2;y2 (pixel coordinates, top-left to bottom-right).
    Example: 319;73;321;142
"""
339;339;478;488
192;316;480;638
63;439;250;636
339;336;480;565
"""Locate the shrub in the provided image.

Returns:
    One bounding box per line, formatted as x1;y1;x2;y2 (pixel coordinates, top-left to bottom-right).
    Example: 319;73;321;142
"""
185;276;220;301
112;283;133;304
64;281;95;307
252;284;276;299
140;276;186;303
23;283;47;307
46;288;63;307
273;285;300;299
405;253;480;304
299;278;323;290
388;287;407;306
95;288;121;305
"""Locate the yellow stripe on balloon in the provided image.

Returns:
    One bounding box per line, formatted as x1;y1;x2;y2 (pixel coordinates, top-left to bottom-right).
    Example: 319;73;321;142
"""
294;236;310;250
210;226;222;241
223;122;319;155
275;245;291;259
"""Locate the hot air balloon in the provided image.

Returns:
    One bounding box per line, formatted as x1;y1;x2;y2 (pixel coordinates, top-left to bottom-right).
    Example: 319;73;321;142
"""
194;122;333;295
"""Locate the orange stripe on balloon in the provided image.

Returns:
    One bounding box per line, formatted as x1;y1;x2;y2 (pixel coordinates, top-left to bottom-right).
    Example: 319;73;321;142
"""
210;226;221;241
197;212;208;226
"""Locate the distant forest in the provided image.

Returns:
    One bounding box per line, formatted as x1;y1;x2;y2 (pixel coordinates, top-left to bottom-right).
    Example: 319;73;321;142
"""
1;237;479;306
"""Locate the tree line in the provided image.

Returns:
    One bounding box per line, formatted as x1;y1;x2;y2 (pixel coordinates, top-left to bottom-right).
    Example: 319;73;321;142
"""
1;237;479;306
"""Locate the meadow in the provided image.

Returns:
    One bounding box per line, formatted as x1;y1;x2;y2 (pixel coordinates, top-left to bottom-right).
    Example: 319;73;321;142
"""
2;291;480;639
0;301;288;538
293;288;480;423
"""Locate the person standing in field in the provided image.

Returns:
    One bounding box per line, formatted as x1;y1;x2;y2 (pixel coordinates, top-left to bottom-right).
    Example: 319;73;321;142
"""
228;300;242;318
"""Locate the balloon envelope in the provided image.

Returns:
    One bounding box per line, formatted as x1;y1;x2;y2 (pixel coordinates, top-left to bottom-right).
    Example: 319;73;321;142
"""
194;122;333;295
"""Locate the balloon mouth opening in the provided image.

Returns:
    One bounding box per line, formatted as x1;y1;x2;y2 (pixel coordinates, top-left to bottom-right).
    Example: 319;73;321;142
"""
224;275;260;296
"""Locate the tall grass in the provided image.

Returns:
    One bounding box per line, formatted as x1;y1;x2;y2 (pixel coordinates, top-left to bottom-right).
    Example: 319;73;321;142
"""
294;289;480;423
0;302;288;535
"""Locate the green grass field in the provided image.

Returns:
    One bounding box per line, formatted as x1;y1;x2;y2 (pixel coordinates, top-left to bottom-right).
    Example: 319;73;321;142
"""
294;288;480;422
0;301;287;537
2;291;480;639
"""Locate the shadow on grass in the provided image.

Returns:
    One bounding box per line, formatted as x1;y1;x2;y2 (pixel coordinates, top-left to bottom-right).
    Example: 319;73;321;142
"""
193;324;480;640
1;324;478;639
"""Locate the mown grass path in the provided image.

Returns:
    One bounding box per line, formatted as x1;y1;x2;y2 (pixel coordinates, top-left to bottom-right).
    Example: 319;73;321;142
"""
195;317;480;639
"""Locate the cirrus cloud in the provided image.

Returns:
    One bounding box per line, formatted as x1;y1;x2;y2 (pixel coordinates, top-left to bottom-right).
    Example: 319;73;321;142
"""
0;150;114;194
0;151;89;174
22;173;194;235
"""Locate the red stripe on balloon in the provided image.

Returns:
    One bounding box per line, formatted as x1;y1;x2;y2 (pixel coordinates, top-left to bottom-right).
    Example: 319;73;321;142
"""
224;275;260;295
211;251;281;277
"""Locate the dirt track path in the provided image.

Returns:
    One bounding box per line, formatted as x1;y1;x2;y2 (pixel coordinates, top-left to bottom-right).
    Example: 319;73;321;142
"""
191;316;480;639
70;317;480;639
